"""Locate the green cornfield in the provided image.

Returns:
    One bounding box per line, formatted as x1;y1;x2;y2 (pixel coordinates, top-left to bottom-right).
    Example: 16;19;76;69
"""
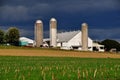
0;56;120;80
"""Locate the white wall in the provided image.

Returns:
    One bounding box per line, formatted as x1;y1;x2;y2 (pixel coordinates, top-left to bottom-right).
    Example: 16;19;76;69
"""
68;32;82;46
88;38;93;51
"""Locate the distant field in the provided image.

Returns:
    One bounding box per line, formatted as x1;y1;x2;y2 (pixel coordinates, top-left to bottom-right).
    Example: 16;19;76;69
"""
0;56;120;80
0;48;120;58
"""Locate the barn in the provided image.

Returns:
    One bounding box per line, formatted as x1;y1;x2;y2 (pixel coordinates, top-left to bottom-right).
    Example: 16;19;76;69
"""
57;30;93;51
19;31;104;51
43;30;104;51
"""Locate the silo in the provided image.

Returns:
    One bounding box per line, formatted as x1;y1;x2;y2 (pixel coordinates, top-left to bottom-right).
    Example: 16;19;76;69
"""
50;18;57;47
34;20;43;47
81;23;88;51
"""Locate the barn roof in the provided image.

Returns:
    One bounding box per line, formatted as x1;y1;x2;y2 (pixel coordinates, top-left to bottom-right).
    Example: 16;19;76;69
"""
19;37;34;43
57;30;80;42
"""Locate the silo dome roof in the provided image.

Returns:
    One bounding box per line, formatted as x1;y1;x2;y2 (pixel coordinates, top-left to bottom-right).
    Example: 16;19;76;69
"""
36;20;42;23
82;23;87;26
50;18;56;21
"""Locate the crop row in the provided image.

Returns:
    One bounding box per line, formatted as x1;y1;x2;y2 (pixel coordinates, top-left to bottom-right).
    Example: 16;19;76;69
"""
0;56;120;80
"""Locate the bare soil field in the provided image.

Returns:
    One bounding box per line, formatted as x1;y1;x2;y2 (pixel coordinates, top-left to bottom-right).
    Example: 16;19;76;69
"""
0;49;120;58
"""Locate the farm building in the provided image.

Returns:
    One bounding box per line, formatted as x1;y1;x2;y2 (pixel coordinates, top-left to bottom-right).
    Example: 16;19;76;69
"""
92;42;104;52
33;18;104;51
19;37;35;47
43;30;104;52
19;32;104;51
57;30;92;50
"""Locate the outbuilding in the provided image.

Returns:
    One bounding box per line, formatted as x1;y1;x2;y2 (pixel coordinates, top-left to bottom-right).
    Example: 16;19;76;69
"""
19;37;35;47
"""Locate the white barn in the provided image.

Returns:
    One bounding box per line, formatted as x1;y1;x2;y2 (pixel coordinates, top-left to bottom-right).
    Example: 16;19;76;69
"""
43;30;104;51
57;30;93;51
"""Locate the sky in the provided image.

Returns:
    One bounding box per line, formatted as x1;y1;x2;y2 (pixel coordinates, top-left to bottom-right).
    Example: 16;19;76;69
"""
0;0;120;41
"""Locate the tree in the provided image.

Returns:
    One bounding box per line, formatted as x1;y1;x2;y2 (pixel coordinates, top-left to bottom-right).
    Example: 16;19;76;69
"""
101;39;120;51
0;29;4;44
6;27;20;46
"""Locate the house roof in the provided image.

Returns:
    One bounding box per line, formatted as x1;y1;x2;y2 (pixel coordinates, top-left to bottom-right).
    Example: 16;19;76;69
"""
57;30;80;42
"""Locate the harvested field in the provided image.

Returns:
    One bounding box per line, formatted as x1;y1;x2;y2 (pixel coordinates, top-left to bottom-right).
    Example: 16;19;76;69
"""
0;49;120;58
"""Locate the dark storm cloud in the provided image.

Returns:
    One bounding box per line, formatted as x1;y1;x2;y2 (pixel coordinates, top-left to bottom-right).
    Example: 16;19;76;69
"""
0;5;29;22
89;28;120;40
0;0;120;40
0;0;119;22
55;0;119;13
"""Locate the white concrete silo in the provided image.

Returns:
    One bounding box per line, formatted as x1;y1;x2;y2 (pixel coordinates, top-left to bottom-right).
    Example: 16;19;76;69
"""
34;20;43;47
81;23;88;51
50;18;57;47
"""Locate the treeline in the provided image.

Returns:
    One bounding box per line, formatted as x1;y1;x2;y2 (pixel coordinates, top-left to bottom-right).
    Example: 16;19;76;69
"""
0;27;20;46
95;39;120;52
101;39;120;52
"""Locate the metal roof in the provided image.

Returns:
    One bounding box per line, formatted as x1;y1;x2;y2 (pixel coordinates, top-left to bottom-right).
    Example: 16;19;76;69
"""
57;30;80;42
19;37;34;43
